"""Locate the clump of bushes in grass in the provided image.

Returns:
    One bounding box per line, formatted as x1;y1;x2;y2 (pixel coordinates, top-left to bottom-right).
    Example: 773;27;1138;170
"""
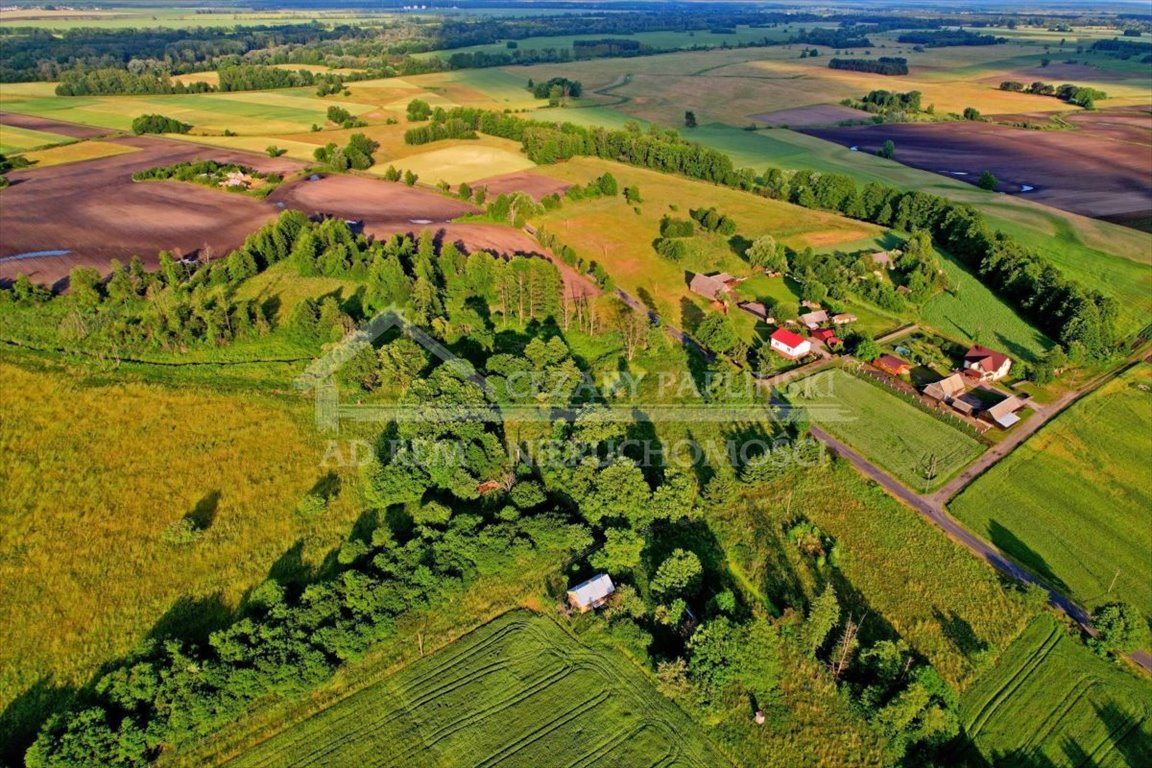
131;114;190;135
313;132;380;171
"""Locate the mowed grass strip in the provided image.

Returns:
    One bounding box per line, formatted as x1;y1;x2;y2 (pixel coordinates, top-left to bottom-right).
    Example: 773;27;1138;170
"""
960;613;1152;768
794;368;985;490
923;252;1053;362
223;611;728;768
0;360;362;734
950;364;1152;617
0;123;75;153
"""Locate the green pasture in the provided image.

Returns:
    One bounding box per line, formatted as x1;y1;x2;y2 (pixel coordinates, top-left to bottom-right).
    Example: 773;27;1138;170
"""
922;252;1053;362
960;613;1152;767
791;368;985;490
950;364;1152;617
223;611;727;768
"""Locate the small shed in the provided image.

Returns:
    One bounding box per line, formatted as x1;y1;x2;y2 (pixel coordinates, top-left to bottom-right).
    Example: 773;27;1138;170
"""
567;573;616;613
874;354;912;376
799;309;829;330
688;273;730;302
737;301;773;323
871;251;894;269
832;313;857;325
984;395;1026;429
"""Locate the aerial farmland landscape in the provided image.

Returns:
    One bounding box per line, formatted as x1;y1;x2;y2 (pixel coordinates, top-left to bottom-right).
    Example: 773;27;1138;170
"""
0;1;1149;767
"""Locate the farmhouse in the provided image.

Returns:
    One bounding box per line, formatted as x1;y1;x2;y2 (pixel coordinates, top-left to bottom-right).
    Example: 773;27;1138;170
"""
963;345;1013;381
688;272;734;302
567;573;616;613
799;309;829;330
924;372;967;404
874;354;912;376
738;301;774;323
983;395;1026;429
832;313;857;325
770;328;812;359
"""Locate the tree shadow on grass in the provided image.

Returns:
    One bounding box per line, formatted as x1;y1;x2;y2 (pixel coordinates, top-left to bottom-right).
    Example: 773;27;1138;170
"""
185;490;221;531
0;678;76;767
146;592;233;647
932;607;990;659
1095;700;1152;767
986;520;1067;592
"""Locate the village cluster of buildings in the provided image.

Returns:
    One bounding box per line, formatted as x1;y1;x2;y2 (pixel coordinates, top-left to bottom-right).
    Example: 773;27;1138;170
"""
686;270;1027;430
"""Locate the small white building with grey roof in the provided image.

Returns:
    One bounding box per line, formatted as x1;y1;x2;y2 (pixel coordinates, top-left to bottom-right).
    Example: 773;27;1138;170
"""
567;573;616;613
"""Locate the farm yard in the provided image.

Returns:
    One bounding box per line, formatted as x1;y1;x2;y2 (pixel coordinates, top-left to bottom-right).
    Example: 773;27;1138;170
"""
950;364;1152;618
789;368;985;490
221;611;728;768
959;614;1152;767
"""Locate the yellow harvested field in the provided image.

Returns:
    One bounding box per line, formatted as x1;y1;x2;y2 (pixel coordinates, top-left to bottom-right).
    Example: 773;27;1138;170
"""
18;140;138;167
376;142;535;185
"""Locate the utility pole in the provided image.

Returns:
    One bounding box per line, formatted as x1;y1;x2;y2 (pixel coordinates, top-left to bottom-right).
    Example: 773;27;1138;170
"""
1107;569;1121;595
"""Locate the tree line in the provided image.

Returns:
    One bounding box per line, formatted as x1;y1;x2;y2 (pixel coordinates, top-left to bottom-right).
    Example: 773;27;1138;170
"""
828;57;910;75
896;30;1004;47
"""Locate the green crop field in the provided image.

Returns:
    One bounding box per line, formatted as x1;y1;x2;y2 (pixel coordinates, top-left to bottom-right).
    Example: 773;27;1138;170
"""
0;123;75;154
950;364;1152;617
922;252;1053;362
960;614;1152;767
793;368;985;490
222;611;728;768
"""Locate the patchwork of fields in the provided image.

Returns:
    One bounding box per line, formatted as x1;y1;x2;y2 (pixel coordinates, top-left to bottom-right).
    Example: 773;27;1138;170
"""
792;368;985;490
951;364;1152;617
960;614;1152;767
223;611;728;768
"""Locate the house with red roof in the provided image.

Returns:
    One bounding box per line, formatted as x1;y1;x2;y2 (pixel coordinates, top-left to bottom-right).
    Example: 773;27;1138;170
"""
963;344;1012;381
770;328;812;359
874;354;912;377
810;328;842;346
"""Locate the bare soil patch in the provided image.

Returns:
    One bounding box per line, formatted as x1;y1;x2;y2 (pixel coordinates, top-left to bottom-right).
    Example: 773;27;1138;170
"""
752;104;874;127
804;107;1152;227
267;174;477;225
472;170;571;200
0;136;308;287
0;111;110;140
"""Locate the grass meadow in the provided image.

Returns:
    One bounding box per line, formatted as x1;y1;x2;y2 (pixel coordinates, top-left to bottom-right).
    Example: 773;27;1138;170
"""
923;252;1054;362
792;368;985;490
218;611;728;768
531;157;883;325
0;123;75;153
950;364;1152;618
959;614;1152;767
0;355;362;750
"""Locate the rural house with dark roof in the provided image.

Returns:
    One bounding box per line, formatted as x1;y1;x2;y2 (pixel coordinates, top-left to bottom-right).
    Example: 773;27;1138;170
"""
963;344;1013;382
